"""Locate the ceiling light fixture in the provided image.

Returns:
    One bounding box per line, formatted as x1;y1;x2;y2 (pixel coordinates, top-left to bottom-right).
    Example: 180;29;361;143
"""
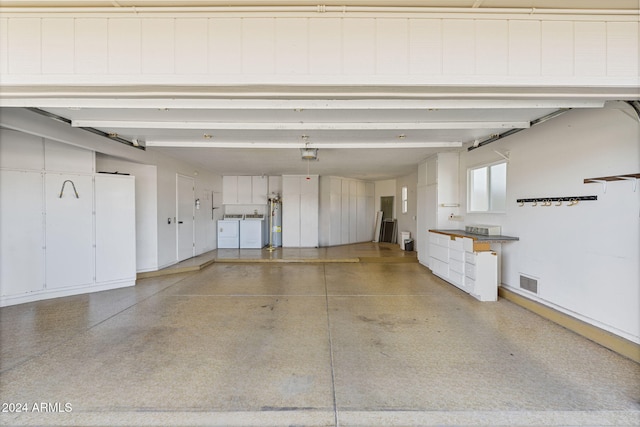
300;148;318;160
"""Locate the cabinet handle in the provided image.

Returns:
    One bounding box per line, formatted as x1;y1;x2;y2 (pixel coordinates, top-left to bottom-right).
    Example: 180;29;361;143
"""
178;221;184;224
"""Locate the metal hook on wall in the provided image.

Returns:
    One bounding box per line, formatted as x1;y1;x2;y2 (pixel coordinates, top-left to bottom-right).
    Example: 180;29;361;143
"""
59;180;79;198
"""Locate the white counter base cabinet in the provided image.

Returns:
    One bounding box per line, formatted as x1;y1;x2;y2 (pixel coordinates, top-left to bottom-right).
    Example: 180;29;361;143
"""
428;232;498;302
465;250;498;302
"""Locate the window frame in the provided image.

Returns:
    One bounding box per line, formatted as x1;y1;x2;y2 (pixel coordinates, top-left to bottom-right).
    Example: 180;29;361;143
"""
401;186;408;214
467;160;507;214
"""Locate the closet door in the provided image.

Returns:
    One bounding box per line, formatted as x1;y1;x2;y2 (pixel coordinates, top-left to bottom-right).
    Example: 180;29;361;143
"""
95;175;136;283
300;176;318;247
0;170;44;297
45;173;94;289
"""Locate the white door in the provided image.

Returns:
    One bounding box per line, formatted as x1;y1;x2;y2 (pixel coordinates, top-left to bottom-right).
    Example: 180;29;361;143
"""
177;175;195;262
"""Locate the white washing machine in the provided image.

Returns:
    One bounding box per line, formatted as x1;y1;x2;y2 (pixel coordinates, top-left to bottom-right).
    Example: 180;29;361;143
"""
240;215;265;248
217;214;242;248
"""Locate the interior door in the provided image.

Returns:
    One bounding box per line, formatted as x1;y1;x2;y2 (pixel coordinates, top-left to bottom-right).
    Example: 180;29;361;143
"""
177;174;195;262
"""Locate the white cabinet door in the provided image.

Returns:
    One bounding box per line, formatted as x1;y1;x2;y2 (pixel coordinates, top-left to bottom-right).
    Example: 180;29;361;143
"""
300;176;318;247
282;194;300;247
282;175;318;247
45;173;94;289
222;176;238;204
237;176;252;204
251;175;268;204
95;175;136;282
0;170;44;297
341;180;349;244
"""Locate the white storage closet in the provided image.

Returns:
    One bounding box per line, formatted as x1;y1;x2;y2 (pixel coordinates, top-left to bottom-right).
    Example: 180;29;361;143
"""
419;152;460;265
0;131;136;307
319;176;375;247
282;175;319;247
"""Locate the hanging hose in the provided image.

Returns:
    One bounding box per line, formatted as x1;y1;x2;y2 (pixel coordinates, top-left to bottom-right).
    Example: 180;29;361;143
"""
59;180;79;198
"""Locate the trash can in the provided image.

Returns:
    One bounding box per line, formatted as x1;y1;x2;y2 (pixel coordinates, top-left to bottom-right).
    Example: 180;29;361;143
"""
400;231;411;250
404;238;414;251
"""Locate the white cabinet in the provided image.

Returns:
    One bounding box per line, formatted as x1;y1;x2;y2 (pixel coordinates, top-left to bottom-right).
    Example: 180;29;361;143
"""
45;173;95;289
465;250;498;302
1;171;136;306
95;175;136;284
319;176;375;247
223;175;269;205
420;153;460;267
251;175;268;204
237;176;252;204
0;170;44;297
428;231;498;302
222;175;238;205
282;175;318;247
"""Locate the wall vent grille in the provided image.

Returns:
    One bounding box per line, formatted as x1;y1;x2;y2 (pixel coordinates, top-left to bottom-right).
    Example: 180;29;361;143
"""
520;275;538;294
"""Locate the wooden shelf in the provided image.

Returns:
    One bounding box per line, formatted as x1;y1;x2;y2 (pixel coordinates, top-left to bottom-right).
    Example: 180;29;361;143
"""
584;173;640;184
584;173;639;192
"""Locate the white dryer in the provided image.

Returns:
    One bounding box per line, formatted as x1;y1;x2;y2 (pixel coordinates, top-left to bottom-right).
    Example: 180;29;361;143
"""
217;214;242;248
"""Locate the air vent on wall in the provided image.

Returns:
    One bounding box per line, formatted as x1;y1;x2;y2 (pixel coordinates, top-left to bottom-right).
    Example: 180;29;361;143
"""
520;275;538;294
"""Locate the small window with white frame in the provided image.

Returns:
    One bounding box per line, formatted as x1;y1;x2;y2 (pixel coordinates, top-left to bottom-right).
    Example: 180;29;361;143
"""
401;186;408;214
468;161;507;213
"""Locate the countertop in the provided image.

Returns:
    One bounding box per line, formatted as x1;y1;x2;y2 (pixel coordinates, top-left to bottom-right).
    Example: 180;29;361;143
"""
429;229;519;242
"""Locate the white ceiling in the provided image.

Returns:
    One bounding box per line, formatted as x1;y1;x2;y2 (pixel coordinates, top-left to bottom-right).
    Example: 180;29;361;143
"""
32;97;610;180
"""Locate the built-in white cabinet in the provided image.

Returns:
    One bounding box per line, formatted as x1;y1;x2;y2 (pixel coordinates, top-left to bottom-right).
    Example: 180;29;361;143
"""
223;175;269;205
428;231;498;302
319;176;375;247
420;153;460;266
0;172;136;306
95;175;136;284
0;170;45;297
45;173;95;289
251;176;268;204
237;176;252;204
282;175;318;247
0;133;136;307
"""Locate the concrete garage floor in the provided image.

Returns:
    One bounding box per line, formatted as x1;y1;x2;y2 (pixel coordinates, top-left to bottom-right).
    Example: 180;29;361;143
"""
1;245;638;426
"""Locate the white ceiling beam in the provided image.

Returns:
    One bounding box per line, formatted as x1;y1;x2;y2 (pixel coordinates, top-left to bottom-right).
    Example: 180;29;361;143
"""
0;99;606;110
145;141;462;149
71;120;530;130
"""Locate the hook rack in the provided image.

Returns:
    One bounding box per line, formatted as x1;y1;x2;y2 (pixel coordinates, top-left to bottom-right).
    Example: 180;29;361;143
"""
59;180;79;198
517;196;596;206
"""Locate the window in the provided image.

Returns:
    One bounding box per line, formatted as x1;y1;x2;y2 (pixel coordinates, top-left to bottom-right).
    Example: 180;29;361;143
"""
468;161;507;213
401;186;408;214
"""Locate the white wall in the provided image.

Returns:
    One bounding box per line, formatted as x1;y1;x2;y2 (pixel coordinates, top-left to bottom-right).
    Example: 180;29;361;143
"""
458;105;640;343
396;170;418;246
95;155;159;272
153;153;220;268
2;13;637;88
